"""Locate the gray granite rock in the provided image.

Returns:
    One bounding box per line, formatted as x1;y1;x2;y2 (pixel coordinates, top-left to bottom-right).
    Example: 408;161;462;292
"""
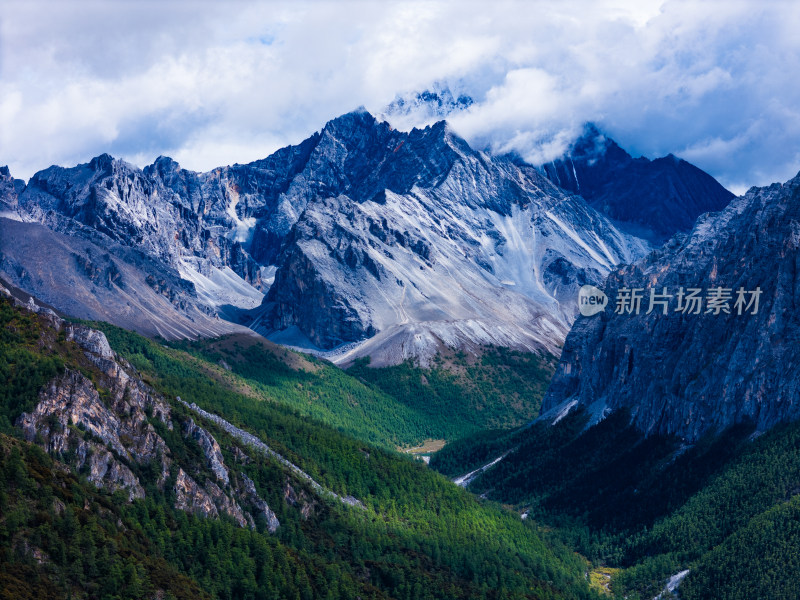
541;171;800;441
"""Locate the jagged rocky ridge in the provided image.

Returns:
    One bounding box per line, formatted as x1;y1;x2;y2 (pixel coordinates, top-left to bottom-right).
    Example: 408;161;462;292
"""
255;112;650;364
1;110;651;364
540;171;800;441
0;287;343;532
0;166;25;218
541;123;734;243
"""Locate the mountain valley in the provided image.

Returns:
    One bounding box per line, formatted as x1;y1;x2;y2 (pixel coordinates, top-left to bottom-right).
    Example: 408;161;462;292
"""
6;108;800;600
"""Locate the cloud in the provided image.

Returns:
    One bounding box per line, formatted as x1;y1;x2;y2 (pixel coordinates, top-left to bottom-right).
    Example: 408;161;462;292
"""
1;0;800;194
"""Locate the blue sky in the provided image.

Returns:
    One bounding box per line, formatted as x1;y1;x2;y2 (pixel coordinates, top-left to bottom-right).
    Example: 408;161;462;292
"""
1;0;798;194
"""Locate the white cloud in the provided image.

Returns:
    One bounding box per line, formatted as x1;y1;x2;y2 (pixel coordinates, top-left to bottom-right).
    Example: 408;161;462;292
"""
1;0;799;193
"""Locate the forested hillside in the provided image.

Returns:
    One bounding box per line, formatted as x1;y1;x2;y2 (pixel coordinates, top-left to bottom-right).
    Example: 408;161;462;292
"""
0;295;598;600
347;348;556;439
431;409;800;599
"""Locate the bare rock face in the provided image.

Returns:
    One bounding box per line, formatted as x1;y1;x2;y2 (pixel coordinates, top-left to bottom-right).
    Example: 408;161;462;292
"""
541;123;735;243
170;444;272;527
284;481;317;520
18;369;148;500
541;171;800;441
14;146;308;290
174;468;218;518
255;112;648;357
184;418;230;485
82;447;146;500
65;324;115;360
205;480;248;528
38;325;174;465
0;218;247;340
0;166;25;219
240;473;280;533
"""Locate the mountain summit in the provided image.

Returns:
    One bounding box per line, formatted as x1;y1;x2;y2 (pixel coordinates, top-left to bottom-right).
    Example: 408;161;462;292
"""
1;111;719;365
541;123;735;242
253;111;647;364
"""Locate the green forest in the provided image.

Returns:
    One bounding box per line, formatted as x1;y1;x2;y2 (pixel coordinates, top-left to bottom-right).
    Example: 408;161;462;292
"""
168;336;556;449
6;293;800;599
432;406;800;599
0;297;598;600
347;347;556;440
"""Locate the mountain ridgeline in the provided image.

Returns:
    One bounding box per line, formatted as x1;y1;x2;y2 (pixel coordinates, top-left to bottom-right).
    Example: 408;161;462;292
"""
541;124;734;243
0;111;658;366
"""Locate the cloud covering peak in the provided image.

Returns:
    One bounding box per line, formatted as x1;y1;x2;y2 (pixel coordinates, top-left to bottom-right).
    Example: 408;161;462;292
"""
2;1;798;194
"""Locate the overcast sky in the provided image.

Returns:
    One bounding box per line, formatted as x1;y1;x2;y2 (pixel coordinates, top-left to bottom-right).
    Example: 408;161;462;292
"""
2;0;799;194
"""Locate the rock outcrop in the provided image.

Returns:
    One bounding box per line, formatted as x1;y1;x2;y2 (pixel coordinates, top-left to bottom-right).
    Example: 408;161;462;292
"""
184;418;230;485
17;366;164;501
540;171;800;441
174;468;219;518
0;166;26;219
240;473;281;533
12;302;278;528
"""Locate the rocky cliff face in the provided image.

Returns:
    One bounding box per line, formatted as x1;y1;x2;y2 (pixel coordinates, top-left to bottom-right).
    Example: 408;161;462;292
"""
541;124;734;243
17;334;173;501
6;292;281;529
0;166;26;219
2;112;662;363
17;153;268;308
184;417;230;485
252;111;648;362
13;132;321;295
540;172;800;441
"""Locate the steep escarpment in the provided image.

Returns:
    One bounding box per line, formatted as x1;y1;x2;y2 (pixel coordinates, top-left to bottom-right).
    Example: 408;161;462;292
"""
1;289;280;530
541;171;800;441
